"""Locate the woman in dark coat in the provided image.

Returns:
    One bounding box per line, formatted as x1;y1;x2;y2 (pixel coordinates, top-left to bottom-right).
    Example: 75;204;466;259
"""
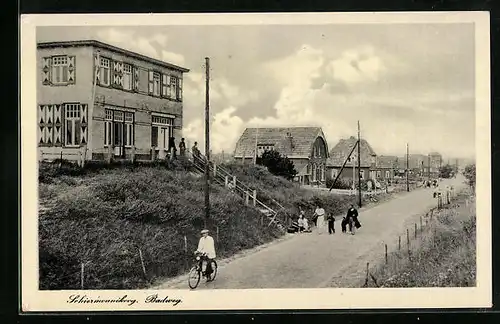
346;204;361;235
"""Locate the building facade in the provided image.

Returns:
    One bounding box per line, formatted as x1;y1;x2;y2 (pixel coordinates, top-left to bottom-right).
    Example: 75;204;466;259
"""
326;136;378;182
233;127;329;185
37;40;189;162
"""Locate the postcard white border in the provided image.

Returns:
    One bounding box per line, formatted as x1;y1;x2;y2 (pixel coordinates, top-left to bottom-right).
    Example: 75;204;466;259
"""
21;12;491;312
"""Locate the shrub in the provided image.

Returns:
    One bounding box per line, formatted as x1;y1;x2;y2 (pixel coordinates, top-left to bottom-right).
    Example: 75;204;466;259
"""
257;150;297;180
325;178;352;190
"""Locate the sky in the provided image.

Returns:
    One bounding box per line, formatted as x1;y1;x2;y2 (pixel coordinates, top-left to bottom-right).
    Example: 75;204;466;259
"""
37;23;476;159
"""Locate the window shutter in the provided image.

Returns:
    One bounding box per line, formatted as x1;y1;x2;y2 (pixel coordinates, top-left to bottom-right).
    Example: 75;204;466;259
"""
42;57;51;85
75;119;81;146
54;104;63;146
112;61;124;88
148;70;154;94
67;56;76;84
178;78;183;100
161;74;167;97
166;75;171;98
94;54;101;85
133;66;139;91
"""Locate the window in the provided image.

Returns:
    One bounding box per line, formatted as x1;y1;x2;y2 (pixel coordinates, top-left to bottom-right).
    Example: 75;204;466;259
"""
43;55;76;85
360;170;365;180
51;56;68;84
138;69;149;93
65;104;81;146
331;169;338;178
123;64;133;90
386;170;390;178
376;170;381;178
161;74;169;97
104;109;135;147
170;76;178;100
100;57;110;86
153;72;161;96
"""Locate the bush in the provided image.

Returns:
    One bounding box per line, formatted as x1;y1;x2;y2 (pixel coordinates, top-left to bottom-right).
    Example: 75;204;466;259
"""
257;150;297;181
325;178;352;190
463;164;476;188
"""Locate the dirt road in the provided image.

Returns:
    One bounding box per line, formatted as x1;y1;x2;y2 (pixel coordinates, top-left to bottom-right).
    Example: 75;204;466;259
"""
158;176;466;290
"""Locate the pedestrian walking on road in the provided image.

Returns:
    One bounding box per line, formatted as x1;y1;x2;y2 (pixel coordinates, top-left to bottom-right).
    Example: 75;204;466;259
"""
313;205;326;234
327;213;335;234
346;204;360;235
341;217;348;233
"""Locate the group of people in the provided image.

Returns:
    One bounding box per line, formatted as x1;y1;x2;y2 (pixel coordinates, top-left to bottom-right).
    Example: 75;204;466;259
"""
289;204;361;235
165;137;204;163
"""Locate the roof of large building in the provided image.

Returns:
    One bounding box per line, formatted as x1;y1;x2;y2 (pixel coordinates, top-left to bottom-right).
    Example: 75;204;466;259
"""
376;155;398;168
326;136;377;168
37;40;190;72
233;127;326;159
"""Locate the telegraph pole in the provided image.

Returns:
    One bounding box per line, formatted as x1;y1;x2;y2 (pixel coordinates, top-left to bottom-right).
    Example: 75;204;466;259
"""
406;143;410;192
254;128;259;165
204;57;210;228
357;121;362;207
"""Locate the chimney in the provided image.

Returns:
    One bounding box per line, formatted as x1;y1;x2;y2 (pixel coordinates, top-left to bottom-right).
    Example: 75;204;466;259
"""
286;132;295;150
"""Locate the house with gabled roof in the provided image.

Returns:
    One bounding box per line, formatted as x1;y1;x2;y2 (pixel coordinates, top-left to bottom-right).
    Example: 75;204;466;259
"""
325;136;378;182
233;127;329;185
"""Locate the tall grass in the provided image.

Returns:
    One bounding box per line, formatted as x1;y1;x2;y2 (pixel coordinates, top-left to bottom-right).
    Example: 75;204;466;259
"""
371;192;476;287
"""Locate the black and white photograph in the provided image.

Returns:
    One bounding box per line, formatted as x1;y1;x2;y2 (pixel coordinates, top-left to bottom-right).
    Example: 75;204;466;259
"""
21;12;491;311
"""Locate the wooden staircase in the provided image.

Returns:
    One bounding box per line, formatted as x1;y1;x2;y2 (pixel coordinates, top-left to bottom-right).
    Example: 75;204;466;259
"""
187;151;288;233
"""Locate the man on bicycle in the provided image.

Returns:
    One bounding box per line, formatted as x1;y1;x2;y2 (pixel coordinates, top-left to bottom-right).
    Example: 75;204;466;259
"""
195;229;216;276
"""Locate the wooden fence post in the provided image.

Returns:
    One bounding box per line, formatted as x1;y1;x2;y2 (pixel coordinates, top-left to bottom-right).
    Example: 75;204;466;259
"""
184;235;188;270
398;236;401;251
364;262;370;287
253;190;257;206
81;262;85;289
233;176;237;188
414;223;417;239
385;244;388;264
225;176;229;187
245;191;249;205
138;248;147;278
406;228;410;249
213;162;217;177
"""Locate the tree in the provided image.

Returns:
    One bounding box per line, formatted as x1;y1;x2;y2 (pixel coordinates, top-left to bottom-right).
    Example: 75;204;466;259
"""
463;163;476;189
439;164;454;179
257;150;297;181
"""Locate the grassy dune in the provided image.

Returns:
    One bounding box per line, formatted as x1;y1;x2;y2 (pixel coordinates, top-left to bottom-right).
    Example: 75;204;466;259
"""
39;161;363;290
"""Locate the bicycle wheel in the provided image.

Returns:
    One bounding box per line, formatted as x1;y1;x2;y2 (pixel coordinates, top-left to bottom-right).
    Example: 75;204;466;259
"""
188;266;201;289
206;260;218;282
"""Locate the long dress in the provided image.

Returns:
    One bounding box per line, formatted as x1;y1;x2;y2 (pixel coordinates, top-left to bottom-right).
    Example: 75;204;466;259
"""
317;215;325;234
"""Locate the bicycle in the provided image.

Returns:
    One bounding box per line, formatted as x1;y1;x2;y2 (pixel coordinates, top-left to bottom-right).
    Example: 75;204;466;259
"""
188;251;218;289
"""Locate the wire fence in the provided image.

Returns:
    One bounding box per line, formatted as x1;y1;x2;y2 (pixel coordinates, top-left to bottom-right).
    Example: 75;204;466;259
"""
362;187;465;288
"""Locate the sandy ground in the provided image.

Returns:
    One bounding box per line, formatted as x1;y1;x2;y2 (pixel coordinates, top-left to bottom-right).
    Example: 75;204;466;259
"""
156;176;466;290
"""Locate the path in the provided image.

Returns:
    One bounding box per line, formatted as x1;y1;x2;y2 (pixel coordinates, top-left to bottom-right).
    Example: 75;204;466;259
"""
157;176;466;290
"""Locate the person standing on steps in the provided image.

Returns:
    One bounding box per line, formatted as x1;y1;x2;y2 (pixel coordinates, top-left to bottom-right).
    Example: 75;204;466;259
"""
192;141;201;167
327;212;335;234
179;138;186;157
195;229;216;276
313;205;326;234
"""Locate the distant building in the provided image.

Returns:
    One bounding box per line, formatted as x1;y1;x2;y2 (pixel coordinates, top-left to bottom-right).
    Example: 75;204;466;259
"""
233;127;329;185
326;136;377;182
429;152;443;176
375;155;398;181
37;40;189;162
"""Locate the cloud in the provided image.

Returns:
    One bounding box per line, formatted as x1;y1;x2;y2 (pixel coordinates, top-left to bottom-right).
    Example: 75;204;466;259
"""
182;107;245;154
326;46;386;85
96;28;185;66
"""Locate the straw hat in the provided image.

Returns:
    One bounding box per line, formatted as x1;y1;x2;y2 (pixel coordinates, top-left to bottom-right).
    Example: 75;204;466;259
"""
201;229;209;234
